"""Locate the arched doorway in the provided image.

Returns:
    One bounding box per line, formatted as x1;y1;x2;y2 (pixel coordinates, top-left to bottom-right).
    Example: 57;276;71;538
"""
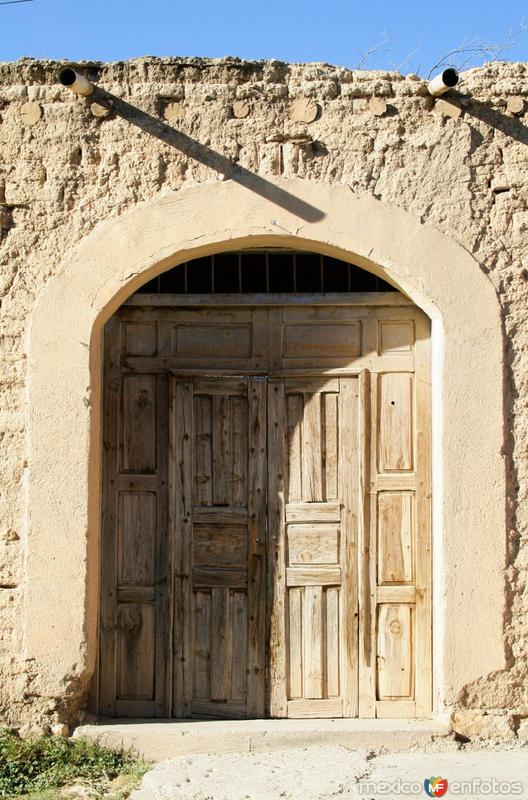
95;249;432;720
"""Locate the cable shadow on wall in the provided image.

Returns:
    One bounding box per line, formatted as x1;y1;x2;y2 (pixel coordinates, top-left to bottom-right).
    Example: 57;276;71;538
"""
98;91;325;224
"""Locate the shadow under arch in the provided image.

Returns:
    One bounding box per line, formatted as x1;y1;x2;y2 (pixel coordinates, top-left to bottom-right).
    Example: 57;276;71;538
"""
25;177;505;725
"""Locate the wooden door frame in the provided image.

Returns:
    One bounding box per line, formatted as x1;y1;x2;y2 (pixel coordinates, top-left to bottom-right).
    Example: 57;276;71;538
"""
97;292;432;719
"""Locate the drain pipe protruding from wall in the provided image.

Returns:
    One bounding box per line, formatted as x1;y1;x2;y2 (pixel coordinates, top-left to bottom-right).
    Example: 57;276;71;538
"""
58;67;94;97
428;68;460;96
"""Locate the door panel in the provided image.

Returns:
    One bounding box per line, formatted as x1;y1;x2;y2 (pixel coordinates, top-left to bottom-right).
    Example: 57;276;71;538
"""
171;376;267;718
268;377;363;718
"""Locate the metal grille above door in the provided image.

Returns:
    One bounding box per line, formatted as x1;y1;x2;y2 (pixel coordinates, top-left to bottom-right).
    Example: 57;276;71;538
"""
137;251;398;295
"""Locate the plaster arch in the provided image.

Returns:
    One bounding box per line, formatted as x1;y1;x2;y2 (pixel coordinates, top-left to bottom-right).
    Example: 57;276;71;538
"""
25;176;505;720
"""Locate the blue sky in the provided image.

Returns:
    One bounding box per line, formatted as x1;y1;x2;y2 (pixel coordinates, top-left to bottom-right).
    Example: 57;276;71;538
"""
0;0;526;76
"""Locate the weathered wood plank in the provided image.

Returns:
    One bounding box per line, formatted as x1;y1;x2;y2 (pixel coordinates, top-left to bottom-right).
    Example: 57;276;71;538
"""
193;591;211;700
326;587;340;698
171;379;194;717
230;396;248;507
358;369;376;718
286;394;303;501
378;373;413;471
324;393;338;501
210;588;231;701
377;605;413;699
286;567;341;586
268;379;288;716
194;395;212;506
377;492;414;584
247;378;267;717
212;395;230;505
303;586;324;699
338;377;360;718
288;588;303;699
287;698;343;718
287;526;339;565
414;313;432;717
302;393;323;502
285;502;341;523
230;590;248;702
98;316;121;716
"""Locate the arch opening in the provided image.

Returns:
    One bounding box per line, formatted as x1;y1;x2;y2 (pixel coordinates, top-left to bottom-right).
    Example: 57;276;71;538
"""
24;178;505;728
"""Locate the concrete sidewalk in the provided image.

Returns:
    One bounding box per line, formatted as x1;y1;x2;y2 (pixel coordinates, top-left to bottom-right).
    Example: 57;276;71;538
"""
131;746;528;800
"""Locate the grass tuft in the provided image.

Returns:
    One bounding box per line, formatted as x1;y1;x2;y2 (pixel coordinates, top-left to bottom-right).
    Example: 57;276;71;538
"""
0;728;148;798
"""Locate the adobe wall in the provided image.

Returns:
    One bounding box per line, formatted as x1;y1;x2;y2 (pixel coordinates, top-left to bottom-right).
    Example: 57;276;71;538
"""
0;57;527;738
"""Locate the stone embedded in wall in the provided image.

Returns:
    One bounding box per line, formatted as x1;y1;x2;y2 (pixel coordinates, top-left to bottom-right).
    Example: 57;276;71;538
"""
232;100;250;119
289;96;318;123
433;98;463;119
369;96;387;116
19;101;41;126
163;101;185;122
90;100;110;119
506;96;525;115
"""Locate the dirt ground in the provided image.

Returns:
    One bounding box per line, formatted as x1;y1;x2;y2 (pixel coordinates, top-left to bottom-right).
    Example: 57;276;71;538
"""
131;744;528;800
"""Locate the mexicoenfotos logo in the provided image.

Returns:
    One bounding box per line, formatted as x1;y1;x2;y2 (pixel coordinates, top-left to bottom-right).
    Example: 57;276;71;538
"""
424;777;449;797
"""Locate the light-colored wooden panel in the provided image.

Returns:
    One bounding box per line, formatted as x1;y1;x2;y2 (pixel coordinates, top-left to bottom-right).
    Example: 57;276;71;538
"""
286;394;303;501
303;586;323;699
194;395;212;506
191;701;248;719
338;377;360;718
117;475;158;492
288;588;303;699
210;588;231;701
287;567;341;587
286;502;341;523
212;395;230;506
193;567;247;589
325;587;340;698
118;493;156;586
379;373;413;471
192;507;248;525
124;322;157;356
378;492;414;584
377;586;416;603
117;603;155;700
323;393;338;501
193;524;247;567
377;605;413;700
230;397;248;507
268;379;288;717
246;378;267;717
376;473;416;491
376;700;416;718
194;378;247;396
283;322;361;358
287;698;343;718
174;323;252;359
414;314;432;717
285;378;340;394
121;374;156;473
194;591;211;700
302;393;323;502
230;590;248;702
171;379;194;717
99;318;122;716
287;526;339;565
378;321;414;354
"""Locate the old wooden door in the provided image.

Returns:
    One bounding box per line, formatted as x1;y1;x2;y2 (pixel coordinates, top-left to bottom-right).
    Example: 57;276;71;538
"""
97;287;431;720
268;376;365;718
170;376;267;718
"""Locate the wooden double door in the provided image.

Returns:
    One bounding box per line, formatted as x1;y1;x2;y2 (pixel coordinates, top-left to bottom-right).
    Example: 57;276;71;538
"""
97;297;431;719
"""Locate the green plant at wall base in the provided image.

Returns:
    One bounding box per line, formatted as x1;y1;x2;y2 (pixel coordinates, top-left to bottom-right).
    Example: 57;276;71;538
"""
0;728;148;797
